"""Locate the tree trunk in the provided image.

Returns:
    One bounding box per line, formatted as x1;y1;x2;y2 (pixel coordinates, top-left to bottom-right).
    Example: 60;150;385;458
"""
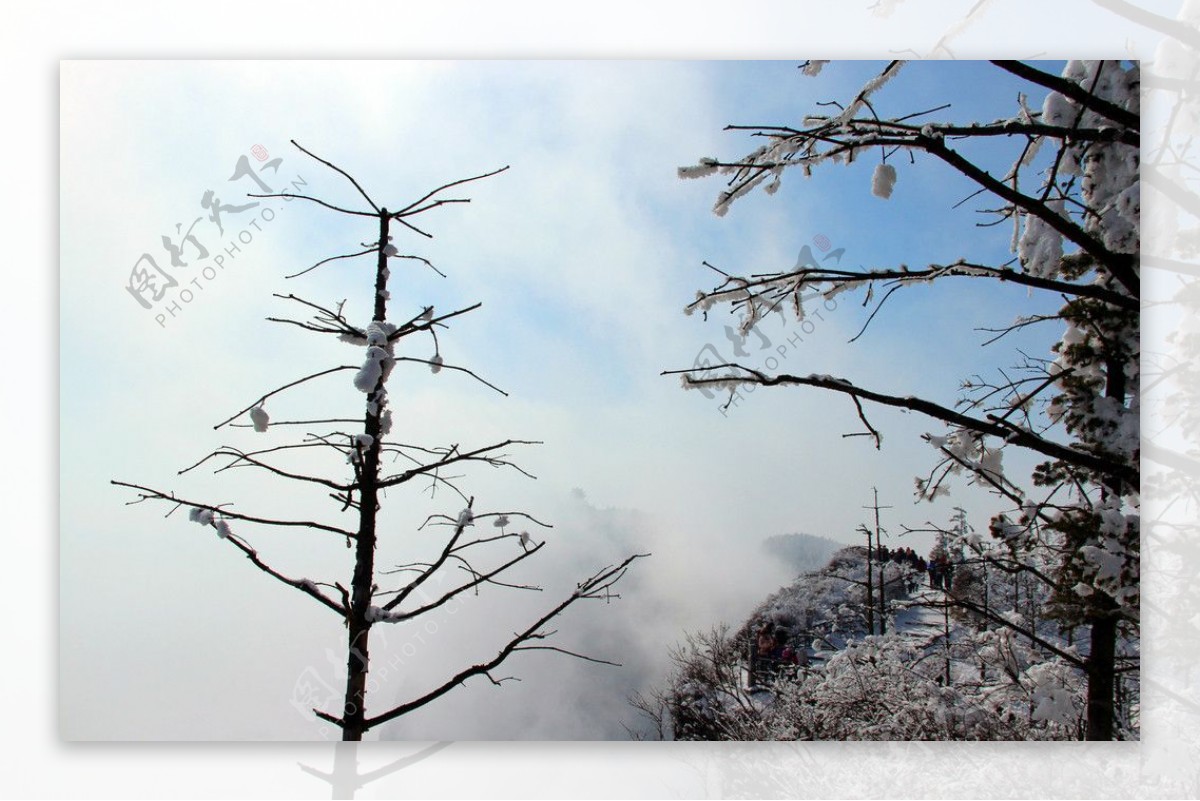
341;209;392;741
1081;352;1127;741
864;531;875;635
1084;609;1117;740
942;599;952;686
877;537;887;636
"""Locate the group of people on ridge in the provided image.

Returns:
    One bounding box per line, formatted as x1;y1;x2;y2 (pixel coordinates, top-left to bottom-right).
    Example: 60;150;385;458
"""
751;622;806;683
881;543;957;592
877;544;925;572
927;553;955;591
749;543;958;687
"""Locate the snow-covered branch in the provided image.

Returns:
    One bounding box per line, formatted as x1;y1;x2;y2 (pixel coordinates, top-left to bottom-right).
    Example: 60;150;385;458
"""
668;363;1138;490
110;480;358;539
212;365;358;431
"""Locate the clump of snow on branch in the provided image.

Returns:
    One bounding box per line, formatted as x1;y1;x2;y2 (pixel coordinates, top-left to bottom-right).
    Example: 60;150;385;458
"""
684;290;717;318
871;163;897;199
1028;666;1081;726
354;346;393;393
678;158;720;180
1043;61;1141;256
341;319;397;348
679;374;747;393
367;388;389;428
365;605;402;624
457;508;474;528
714;173;771;217
353;320;398;393
429;354;443;374
365;321;394;347
1017;203;1065;278
187;506;231;540
834;61;904;125
188;507;214;526
249;405;270;433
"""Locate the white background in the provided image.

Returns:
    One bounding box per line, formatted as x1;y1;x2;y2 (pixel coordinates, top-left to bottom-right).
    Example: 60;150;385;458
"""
5;0;1195;797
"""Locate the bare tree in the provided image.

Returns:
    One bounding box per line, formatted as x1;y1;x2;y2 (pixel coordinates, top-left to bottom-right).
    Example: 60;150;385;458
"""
114;142;646;741
667;60;1138;740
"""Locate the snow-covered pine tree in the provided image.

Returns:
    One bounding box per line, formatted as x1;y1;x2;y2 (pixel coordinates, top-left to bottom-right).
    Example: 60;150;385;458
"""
114;142;645;741
667;60;1138;740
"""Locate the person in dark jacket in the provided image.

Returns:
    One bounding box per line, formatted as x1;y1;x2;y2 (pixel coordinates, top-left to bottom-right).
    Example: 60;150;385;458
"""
756;622;775;659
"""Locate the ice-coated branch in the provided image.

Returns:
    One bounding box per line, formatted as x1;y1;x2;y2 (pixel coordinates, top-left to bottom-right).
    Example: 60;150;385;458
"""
229;417;361;429
968;549;1064;594
729;117;1138;147
709;127;1136;295
687;260;1137;319
110;480;358;539
924;591;1086;668
666;363;1139;490
988;60;1139;131
688;61;1141;297
358;552;649;733
472;510;554;528
213;366;359;430
392;356;508;396
925;439;1031;508
921;136;1139;297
